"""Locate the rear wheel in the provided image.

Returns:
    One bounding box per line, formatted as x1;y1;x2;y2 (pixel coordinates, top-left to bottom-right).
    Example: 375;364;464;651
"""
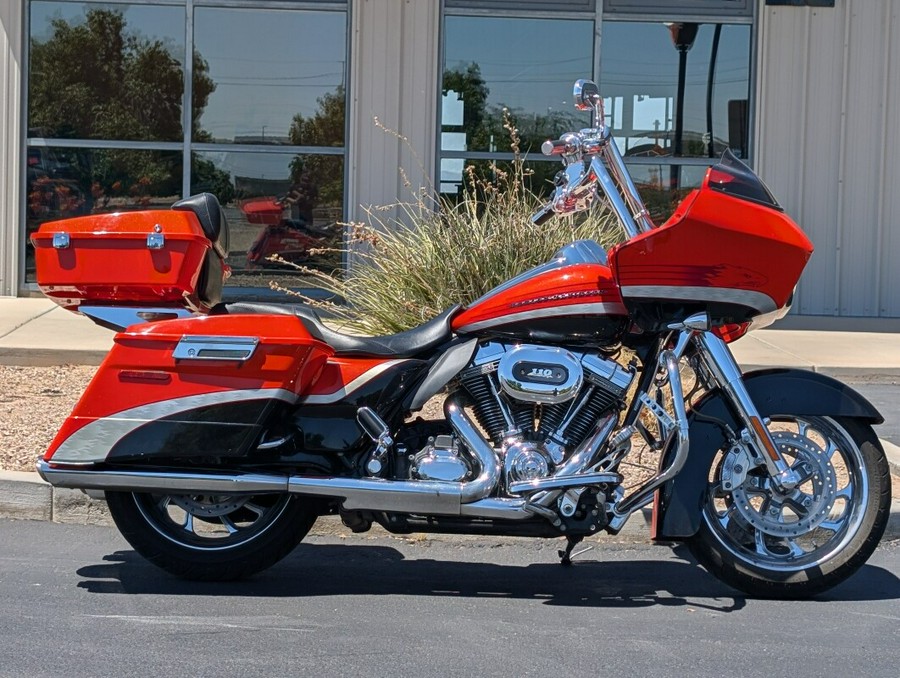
106;491;316;580
688;416;891;598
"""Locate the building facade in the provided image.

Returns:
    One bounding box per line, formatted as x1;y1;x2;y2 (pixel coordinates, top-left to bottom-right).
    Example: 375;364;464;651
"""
1;0;898;320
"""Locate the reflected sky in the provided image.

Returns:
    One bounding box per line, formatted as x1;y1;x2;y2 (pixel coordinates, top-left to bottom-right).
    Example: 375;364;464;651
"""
193;7;346;143
444;16;595;116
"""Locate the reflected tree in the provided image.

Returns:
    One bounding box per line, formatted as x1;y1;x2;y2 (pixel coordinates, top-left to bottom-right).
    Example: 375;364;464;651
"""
28;8;225;211
288;86;345;208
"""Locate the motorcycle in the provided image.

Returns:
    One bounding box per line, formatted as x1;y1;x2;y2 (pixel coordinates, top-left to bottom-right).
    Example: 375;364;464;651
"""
32;80;891;597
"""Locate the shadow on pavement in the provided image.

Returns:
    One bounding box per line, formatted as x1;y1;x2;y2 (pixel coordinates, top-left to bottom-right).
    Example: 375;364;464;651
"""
75;541;900;609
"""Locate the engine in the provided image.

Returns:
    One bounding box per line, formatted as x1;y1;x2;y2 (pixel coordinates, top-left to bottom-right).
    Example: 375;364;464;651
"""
411;342;634;492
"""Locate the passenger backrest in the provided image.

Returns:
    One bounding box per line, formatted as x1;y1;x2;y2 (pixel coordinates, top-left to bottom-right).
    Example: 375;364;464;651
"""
172;193;229;258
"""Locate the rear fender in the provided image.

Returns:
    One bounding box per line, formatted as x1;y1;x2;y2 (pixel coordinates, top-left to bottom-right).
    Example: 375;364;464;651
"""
654;368;882;540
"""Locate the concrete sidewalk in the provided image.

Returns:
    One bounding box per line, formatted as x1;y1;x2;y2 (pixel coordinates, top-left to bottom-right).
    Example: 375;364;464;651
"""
1;295;899;540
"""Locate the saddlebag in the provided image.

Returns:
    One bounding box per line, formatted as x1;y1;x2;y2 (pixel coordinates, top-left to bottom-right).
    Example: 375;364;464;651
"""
43;314;333;466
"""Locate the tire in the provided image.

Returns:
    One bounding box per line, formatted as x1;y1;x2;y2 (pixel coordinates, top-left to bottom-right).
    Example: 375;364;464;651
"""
688;416;891;598
106;491;317;581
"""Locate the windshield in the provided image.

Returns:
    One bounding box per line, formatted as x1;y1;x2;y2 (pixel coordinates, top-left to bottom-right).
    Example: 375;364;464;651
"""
706;149;782;211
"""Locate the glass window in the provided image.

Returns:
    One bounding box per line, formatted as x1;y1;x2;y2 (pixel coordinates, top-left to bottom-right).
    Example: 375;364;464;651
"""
29;2;185;141
599;22;751;160
193;7;346;146
599;20;751;209
24;147;183;281
442;16;593;155
24;1;348;293
191;152;344;286
441;15;593;195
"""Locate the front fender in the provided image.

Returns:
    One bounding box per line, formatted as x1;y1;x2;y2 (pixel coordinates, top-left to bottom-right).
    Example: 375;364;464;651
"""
653;368;882;540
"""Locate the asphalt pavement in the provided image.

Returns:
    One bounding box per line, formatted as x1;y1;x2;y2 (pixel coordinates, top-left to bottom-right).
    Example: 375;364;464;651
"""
0;519;897;677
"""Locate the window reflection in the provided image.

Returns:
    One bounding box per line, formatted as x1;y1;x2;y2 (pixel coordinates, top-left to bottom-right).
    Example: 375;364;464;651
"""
28;2;185;141
441;16;593;156
599;22;751;161
191;152;344;284
193;7;346;146
625;163;706;223
25;147;183;281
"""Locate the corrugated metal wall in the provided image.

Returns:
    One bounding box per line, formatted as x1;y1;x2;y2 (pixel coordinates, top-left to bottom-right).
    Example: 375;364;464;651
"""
756;0;900;318
347;0;439;223
0;2;22;296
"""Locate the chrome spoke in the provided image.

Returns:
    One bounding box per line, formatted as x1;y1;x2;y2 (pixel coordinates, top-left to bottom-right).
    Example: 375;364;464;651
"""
824;440;839;461
244;502;265;519
220;515;239;534
784;538;806;559
717;503;738;528
819;519;843;532
182;511;195;534
835;486;854;501
754;529;778;558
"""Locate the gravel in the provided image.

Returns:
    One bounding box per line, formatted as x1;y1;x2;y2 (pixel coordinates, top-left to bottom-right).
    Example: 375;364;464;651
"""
0;365;95;471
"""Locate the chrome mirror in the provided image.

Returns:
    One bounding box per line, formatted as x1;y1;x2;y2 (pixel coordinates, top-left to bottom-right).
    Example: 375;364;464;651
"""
573;79;600;111
573;79;604;128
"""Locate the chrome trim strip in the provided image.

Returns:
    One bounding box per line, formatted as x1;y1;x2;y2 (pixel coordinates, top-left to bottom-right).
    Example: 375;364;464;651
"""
457;302;628;334
50;388;298;464
301;359;411;404
81;306;194;331
173;335;259;362
620;285;778;314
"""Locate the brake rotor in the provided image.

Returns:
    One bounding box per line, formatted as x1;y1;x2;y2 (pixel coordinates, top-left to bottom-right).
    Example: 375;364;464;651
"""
729;430;837;538
168;494;248;518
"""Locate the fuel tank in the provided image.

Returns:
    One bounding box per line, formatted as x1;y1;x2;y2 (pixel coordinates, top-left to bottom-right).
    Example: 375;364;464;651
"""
452;261;628;346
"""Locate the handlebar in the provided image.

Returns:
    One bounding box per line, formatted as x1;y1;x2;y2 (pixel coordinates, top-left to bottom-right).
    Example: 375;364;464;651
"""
529;87;656;239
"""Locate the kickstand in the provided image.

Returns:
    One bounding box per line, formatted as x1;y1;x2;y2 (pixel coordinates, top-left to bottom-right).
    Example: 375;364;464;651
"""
558;535;586;566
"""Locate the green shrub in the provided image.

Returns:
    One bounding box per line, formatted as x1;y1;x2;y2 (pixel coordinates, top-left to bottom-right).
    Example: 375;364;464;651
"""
272;117;621;335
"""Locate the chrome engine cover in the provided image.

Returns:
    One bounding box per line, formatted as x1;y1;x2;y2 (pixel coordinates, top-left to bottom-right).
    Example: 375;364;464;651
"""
504;441;552;485
497;345;583;404
411;435;471;483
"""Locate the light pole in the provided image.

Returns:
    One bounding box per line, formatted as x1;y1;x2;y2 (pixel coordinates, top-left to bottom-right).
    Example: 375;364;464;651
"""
666;22;698;190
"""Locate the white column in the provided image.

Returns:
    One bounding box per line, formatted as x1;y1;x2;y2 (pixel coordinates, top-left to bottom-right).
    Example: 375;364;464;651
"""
0;1;23;296
347;0;440;223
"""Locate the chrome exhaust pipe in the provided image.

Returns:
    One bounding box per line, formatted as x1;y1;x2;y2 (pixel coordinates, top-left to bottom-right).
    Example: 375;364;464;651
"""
286;394;502;514
37;460;289;494
38;393;510;519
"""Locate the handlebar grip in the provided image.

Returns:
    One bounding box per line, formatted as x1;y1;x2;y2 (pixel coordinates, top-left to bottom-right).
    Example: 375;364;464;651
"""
531;203;555;226
541;139;571;157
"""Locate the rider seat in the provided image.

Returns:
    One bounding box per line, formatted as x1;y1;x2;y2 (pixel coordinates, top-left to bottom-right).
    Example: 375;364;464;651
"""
219;302;460;358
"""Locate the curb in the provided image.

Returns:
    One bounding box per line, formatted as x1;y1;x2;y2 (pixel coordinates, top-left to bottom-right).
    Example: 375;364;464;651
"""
2;461;899;544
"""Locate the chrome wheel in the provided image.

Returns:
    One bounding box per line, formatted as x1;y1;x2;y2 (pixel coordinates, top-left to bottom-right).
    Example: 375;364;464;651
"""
135;493;292;551
704;416;868;571
107;490;316;580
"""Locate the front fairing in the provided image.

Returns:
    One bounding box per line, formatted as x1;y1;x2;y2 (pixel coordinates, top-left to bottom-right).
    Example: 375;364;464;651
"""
609;158;813;329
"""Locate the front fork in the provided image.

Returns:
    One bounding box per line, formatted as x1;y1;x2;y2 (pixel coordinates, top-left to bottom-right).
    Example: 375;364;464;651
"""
690;331;801;491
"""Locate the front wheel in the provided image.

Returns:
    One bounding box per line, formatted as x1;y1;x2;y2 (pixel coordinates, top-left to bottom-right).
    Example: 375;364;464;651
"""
106;491;317;580
688;416;891;598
